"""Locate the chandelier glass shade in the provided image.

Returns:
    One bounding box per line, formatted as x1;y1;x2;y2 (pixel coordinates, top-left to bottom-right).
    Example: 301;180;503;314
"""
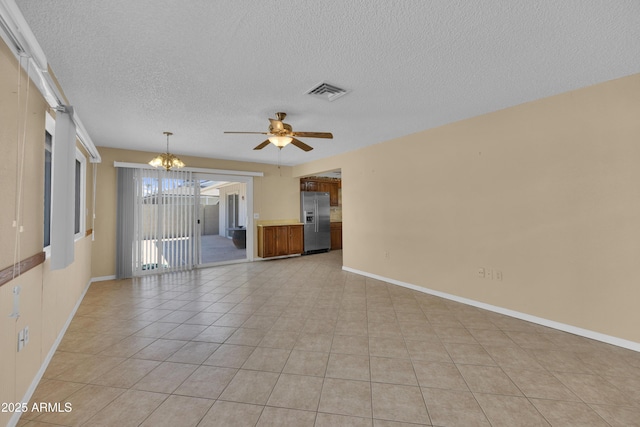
149;132;185;170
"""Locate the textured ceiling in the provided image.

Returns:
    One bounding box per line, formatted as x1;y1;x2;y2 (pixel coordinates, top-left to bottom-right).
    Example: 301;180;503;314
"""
14;0;640;167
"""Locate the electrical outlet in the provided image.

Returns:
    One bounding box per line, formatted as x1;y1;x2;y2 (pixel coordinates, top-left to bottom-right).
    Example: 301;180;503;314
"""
479;267;503;281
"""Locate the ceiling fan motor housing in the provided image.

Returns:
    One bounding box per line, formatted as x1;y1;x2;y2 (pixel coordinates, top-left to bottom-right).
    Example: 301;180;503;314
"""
269;123;293;136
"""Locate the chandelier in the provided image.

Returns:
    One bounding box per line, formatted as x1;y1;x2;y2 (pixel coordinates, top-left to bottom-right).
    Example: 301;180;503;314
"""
148;131;185;171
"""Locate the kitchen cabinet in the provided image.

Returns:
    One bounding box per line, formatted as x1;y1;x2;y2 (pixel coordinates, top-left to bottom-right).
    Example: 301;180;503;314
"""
258;224;304;258
329;184;339;206
318;182;339;206
330;222;342;250
300;178;340;206
288;224;304;254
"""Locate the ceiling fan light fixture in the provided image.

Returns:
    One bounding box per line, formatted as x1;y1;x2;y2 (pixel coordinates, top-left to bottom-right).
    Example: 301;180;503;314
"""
268;135;293;148
224;112;331;152
149;131;185;171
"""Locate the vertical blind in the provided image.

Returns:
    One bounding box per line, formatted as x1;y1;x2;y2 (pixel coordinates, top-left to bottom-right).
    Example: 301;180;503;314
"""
116;167;196;278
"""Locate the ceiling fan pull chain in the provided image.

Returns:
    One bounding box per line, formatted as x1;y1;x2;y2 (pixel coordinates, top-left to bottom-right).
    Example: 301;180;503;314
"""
277;148;281;171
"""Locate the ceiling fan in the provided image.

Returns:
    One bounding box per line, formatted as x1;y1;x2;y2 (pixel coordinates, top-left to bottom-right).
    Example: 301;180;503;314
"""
224;112;333;151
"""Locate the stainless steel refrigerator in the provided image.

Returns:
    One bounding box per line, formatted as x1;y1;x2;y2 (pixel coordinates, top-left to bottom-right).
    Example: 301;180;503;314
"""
301;192;331;254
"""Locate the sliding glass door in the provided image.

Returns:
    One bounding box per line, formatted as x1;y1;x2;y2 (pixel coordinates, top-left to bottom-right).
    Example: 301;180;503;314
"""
116;167;255;278
133;169;197;275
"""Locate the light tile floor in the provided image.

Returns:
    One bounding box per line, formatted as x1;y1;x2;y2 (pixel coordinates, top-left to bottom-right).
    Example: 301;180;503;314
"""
18;250;640;426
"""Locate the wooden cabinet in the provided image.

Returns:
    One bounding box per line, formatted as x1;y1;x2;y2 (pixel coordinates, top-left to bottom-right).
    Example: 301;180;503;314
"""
317;181;331;193
329;184;339;206
263;226;288;257
258;224;304;258
288;225;304;254
330;222;342;250
317;182;339;206
301;178;340;206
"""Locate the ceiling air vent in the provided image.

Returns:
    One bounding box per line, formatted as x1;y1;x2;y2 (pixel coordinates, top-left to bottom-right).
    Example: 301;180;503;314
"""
306;82;350;102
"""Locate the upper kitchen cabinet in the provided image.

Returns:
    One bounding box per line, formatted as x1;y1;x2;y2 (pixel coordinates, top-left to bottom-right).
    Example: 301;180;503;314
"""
300;177;340;206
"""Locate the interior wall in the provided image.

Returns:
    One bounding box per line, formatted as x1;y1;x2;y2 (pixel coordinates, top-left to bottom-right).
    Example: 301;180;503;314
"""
296;73;640;345
0;44;46;266
0;39;95;426
92;148;300;278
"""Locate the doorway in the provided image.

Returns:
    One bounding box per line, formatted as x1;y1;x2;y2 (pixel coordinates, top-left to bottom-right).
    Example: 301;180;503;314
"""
194;175;251;266
116;164;259;278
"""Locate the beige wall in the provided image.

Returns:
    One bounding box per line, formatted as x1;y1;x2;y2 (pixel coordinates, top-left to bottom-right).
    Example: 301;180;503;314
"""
0;39;95;426
295;73;640;344
0;235;93;427
91;147;300;277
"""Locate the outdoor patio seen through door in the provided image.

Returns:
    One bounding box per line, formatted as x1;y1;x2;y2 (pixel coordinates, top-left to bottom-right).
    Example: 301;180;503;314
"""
197;177;247;265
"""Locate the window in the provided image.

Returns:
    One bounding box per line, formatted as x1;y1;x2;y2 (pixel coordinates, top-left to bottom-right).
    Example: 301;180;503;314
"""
44;112;86;252
44;130;52;248
44;113;54;250
74;149;86;238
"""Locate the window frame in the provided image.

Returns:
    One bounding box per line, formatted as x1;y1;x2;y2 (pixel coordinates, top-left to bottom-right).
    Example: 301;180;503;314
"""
74;147;87;240
44;112;87;258
44;113;54;256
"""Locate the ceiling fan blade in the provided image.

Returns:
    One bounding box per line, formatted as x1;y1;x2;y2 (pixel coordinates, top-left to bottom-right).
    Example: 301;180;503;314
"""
291;132;333;139
291;138;313;152
253;139;271;150
224;131;268;135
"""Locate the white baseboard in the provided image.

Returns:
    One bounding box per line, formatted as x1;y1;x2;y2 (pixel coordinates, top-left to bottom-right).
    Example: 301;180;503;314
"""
342;266;640;353
9;279;93;427
91;275;116;282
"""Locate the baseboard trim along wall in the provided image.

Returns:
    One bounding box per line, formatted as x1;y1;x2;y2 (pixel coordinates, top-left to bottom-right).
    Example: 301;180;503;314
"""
342;266;640;353
91;275;117;282
9;278;93;427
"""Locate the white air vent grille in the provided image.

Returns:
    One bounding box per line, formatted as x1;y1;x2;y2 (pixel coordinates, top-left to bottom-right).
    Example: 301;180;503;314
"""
306;82;350;101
